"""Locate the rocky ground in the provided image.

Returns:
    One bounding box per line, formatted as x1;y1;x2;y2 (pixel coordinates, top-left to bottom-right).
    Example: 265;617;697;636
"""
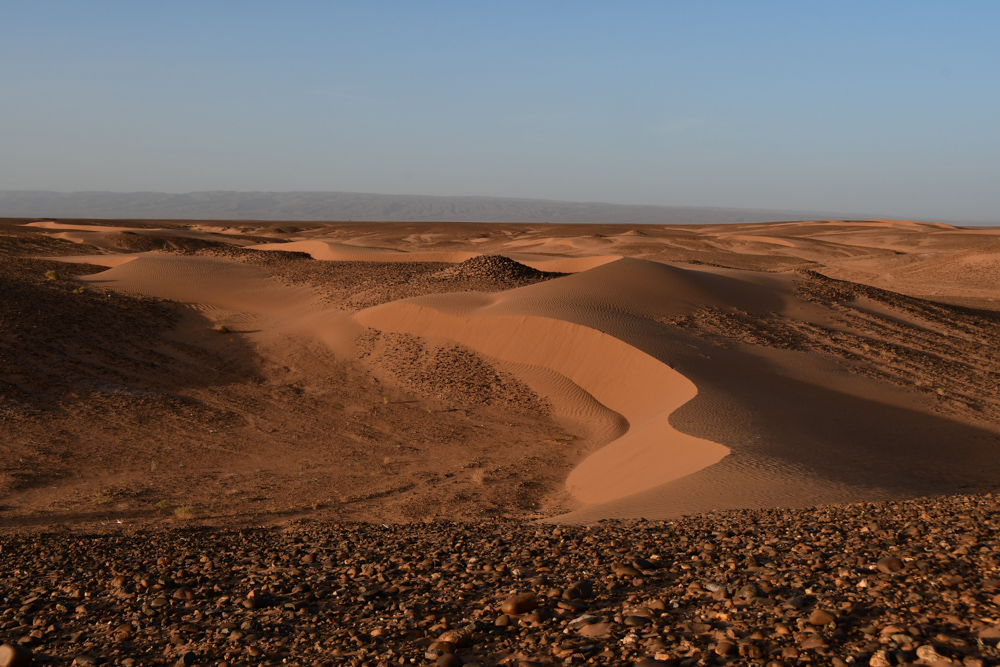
3;493;1000;667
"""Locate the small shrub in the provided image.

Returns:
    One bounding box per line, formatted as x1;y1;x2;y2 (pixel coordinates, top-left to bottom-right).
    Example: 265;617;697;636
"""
71;286;85;294
44;270;60;281
154;500;169;510
174;506;194;519
213;324;231;333
93;492;110;505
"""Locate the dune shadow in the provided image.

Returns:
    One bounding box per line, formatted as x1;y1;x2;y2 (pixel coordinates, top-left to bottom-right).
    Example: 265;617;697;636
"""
671;341;1000;498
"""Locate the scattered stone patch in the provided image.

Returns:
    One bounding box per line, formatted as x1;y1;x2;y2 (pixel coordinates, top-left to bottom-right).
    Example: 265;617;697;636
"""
357;331;550;415
661;271;1000;422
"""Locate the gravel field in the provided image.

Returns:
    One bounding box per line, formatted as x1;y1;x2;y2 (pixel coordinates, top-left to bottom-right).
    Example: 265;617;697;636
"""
3;493;1000;667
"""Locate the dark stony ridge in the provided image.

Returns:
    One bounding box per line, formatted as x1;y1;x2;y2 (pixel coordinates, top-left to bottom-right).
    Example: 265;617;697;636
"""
432;255;562;291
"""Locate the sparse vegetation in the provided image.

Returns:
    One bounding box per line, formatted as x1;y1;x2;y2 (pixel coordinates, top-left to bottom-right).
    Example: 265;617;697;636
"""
93;492;110;505
154;500;169;510
71;286;85;294
44;270;60;280
173;505;194;519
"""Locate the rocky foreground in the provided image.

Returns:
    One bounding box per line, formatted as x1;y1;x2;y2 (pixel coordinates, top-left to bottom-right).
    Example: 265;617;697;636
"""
3;494;1000;667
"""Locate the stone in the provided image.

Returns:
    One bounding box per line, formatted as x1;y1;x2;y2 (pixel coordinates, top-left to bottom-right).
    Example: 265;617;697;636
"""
436;655;463;667
876;557;904;574
438;628;472;647
714;641;735;656
915;645;949;662
869;650;892;667
172;588;195;600
568;614;600;627
429;641;456;654
563;580;593;600
623;615;650;627
578;622;613;639
500;592;537;615
0;644;32;667
978;625;1000;643
808;609;837;626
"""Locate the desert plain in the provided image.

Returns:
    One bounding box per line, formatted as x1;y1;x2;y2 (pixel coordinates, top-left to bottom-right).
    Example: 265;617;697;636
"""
2;217;1000;667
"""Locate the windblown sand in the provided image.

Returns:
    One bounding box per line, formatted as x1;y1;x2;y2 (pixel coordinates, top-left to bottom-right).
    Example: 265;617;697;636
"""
1;217;999;530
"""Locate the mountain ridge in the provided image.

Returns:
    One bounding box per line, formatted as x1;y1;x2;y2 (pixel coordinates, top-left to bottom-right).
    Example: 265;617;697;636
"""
0;189;881;224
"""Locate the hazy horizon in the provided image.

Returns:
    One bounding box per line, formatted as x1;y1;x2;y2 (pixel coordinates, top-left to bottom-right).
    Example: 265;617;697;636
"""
2;3;998;222
0;189;906;225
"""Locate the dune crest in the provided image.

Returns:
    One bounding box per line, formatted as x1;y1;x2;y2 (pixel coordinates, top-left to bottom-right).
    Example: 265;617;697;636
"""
355;300;729;505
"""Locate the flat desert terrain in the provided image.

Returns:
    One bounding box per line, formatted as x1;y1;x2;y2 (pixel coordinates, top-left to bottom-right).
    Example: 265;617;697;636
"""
3;217;1000;666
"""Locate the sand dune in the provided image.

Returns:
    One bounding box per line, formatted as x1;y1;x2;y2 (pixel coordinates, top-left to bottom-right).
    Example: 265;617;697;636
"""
251;238;620;274
3;217;999;527
355;295;730;505
79;254;314;313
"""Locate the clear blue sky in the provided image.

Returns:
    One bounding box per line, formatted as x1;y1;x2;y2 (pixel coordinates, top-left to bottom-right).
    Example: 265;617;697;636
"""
2;2;998;221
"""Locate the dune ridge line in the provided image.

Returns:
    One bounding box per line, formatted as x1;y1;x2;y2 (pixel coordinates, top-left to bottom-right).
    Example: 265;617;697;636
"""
354;301;730;505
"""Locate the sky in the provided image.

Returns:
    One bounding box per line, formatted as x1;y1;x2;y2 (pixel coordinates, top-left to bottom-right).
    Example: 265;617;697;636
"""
1;2;998;222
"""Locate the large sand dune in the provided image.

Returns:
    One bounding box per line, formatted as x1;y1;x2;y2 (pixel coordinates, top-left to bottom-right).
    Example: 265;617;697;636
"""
2;217;999;528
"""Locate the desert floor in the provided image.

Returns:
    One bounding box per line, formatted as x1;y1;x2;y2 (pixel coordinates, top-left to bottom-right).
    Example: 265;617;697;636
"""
3;217;1000;667
2;217;1000;529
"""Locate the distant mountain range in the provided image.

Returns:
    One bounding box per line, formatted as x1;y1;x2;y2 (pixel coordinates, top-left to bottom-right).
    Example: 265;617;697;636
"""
0;190;878;224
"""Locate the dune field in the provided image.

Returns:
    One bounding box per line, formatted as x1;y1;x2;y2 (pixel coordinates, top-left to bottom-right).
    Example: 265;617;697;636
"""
2;216;998;530
5;217;1000;667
